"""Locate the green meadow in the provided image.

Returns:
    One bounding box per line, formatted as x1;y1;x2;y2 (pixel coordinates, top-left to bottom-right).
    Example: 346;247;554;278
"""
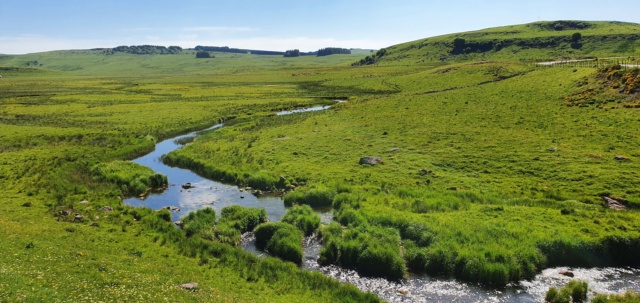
2;20;640;301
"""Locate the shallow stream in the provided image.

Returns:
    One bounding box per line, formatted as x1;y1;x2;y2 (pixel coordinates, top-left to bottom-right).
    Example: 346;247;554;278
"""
124;103;640;302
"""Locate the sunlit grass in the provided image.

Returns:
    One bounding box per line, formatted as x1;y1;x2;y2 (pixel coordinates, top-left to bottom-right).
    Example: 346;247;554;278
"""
2;20;640;297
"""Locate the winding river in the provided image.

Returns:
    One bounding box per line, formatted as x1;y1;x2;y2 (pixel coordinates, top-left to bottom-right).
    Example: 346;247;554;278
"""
124;103;640;302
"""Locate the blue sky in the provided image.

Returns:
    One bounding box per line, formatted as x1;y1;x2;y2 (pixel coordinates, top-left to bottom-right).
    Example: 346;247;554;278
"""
1;0;638;54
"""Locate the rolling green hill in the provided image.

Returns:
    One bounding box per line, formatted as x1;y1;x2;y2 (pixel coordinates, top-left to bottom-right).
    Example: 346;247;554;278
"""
1;20;640;301
355;21;640;66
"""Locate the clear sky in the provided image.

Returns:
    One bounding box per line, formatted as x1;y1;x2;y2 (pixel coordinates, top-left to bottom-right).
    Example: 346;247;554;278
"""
1;0;638;54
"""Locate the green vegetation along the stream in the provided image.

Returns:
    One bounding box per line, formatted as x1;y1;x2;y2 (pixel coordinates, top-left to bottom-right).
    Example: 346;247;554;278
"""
2;20;640;301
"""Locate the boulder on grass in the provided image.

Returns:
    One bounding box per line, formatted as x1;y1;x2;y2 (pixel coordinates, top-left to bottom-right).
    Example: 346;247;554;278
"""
359;157;383;165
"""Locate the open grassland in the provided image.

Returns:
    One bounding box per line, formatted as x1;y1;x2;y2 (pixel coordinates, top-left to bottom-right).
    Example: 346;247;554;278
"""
0;54;382;302
168;59;640;285
1;20;640;300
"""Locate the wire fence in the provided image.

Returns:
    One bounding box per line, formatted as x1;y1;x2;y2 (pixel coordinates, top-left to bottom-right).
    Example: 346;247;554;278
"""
520;57;640;69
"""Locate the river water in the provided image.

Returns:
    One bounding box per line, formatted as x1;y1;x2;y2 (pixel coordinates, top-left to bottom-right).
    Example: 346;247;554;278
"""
124;104;640;302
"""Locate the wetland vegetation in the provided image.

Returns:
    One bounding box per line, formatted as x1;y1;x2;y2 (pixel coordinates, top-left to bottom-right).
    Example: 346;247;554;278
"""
2;20;640;302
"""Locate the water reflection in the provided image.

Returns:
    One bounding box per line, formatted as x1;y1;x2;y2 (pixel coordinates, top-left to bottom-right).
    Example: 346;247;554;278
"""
276;105;331;116
124;124;287;222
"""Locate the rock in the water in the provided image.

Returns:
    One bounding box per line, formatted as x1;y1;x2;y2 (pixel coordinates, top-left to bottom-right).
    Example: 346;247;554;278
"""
398;289;410;296
181;182;195;189
359;156;382;165
559;269;575;277
164;206;180;212
178;282;198;291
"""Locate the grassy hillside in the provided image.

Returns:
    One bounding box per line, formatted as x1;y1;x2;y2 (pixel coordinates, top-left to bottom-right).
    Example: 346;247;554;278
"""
355;21;640;66
1;20;640;301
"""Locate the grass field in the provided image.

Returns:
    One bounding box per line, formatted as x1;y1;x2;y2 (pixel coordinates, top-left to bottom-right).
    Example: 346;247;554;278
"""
2;20;640;301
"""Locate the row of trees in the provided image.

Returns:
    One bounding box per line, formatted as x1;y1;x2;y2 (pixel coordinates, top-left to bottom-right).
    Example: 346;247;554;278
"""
194;45;285;56
195;46;352;57
105;45;182;55
93;45;354;58
284;49;301;57
317;47;351;56
194;45;247;54
284;48;353;57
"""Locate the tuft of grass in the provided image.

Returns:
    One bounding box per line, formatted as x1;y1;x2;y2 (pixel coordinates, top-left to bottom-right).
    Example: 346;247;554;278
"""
254;222;303;264
91;160;167;196
213;205;267;245
545;280;589;303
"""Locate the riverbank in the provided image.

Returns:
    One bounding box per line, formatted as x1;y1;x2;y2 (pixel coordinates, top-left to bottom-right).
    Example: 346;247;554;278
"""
120;100;640;302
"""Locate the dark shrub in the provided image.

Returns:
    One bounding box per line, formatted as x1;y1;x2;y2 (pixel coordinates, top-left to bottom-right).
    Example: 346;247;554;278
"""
195;51;211;58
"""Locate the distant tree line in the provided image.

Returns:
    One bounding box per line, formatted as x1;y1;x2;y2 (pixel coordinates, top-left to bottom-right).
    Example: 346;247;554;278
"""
104;45;183;55
195;46;248;54
194;45;286;56
250;50;285;56
317;47;351;56
284;49;301;57
192;45;353;58
283;49;319;57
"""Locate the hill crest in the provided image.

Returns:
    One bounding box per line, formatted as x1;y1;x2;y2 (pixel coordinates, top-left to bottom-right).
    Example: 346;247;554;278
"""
354;20;640;66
